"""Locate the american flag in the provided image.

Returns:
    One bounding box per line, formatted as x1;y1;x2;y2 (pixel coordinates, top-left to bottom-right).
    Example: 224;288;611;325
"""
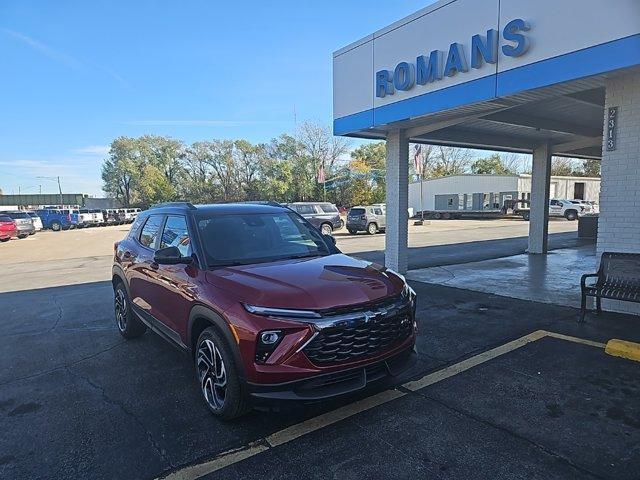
317;163;326;184
413;144;423;175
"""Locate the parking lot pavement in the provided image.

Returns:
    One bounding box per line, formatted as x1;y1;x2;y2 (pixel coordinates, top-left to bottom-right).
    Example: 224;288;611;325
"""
0;220;578;293
2;278;639;479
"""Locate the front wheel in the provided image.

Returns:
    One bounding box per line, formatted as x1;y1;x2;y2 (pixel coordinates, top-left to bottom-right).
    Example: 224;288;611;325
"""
51;221;61;232
320;223;333;236
565;210;578;221
522;211;530;221
367;223;378;235
196;327;249;420
347;228;357;235
114;282;146;339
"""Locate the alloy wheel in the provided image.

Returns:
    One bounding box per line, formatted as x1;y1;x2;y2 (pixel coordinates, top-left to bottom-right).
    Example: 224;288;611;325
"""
197;339;227;410
321;224;332;236
115;288;128;331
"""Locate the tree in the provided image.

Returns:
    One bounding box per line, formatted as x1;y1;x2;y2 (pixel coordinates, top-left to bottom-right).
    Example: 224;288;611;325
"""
578;159;601;177
471;153;516;174
551;157;577;176
101;137;143;206
350;141;386;205
426;146;472;178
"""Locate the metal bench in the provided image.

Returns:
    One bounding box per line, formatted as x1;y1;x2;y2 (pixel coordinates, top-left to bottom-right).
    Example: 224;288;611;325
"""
580;252;640;322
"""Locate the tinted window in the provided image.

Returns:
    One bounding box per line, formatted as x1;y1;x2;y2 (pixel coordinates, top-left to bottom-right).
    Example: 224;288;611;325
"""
6;212;29;219
160;216;191;257
349;208;365;216
294;204;316;215
197;212;330;267
319;204;338;213
374;208;383;215
139;215;164;249
0;215;12;222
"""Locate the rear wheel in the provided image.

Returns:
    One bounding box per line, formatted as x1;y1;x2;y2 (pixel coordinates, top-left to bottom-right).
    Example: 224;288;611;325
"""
347;228;357;235
442;212;451;220
320;223;333;236
433;212;442;220
521;211;530;221
196;327;249;420
565;210;578;221
51;221;61;232
114;282;146;339
367;222;378;235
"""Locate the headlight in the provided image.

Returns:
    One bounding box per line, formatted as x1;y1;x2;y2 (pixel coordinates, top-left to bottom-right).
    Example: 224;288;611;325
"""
243;304;321;319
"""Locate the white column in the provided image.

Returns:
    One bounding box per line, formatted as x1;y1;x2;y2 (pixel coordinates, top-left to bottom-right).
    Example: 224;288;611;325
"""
385;130;409;273
528;142;551;254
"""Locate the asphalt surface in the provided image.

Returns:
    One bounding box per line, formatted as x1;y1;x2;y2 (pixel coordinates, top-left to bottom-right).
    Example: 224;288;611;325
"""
2;279;639;479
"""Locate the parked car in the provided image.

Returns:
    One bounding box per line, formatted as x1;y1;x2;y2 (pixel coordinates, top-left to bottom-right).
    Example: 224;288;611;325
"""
88;209;105;225
571;200;599;214
102;209;120;225
285;202;342;235
0;214;18;242
346;205;387;235
25;211;43;231
36;209;73;231
77;209;94;227
112;202;417;419
516;199;584;221
0;211;36;238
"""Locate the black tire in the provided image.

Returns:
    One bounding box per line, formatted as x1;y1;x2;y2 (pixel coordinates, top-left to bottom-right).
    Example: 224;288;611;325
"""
17;234;27;239
565;210;578;221
51;221;62;232
114;282;146;339
433;212;442;220
367;222;378;235
442;212;451;220
320;223;333;236
522;211;530;221
195;327;250;420
347;228;357;235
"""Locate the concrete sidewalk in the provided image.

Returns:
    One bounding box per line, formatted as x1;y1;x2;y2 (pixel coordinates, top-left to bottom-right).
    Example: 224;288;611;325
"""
407;245;597;308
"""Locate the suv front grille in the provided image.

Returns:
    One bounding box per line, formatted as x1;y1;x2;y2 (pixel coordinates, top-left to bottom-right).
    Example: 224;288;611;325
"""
303;297;413;365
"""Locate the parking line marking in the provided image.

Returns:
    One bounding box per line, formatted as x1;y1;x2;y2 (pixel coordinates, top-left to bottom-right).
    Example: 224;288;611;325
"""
157;329;603;480
544;331;606;348
403;329;548;391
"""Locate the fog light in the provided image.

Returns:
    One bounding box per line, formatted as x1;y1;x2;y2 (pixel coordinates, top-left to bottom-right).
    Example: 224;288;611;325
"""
260;330;281;345
256;330;283;363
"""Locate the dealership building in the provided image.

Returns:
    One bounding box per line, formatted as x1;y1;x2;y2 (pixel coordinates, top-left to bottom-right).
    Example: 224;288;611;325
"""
333;0;640;277
408;174;601;214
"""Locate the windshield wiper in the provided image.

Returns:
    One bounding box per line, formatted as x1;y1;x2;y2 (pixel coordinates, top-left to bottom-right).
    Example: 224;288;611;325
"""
287;252;329;259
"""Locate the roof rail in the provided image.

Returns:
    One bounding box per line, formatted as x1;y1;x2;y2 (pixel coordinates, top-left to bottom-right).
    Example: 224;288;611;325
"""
150;202;197;210
235;200;283;207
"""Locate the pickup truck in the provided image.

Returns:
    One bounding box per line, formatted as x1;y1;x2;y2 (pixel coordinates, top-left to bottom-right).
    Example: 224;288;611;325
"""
516;199;584;221
36;209;77;231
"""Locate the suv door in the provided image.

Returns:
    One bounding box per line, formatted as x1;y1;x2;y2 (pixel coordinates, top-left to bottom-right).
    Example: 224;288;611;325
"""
373;207;386;229
294;204;320;228
127;214;165;324
152;215;196;337
549;200;563;216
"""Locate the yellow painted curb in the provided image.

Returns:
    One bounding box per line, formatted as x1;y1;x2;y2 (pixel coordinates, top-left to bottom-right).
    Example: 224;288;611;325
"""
605;339;640;362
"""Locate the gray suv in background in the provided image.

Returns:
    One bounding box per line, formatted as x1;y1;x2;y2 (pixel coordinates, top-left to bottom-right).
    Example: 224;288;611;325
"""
0;211;36;238
285;202;343;235
346;205;386;235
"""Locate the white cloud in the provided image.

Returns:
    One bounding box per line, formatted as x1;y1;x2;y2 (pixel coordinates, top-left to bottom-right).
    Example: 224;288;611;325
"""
2;28;128;88
72;145;110;156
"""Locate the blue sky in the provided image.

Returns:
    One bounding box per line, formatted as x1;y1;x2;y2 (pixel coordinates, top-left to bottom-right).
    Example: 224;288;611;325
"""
0;0;433;196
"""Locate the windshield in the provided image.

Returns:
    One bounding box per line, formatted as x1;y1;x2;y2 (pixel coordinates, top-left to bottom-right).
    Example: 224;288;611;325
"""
197;212;331;267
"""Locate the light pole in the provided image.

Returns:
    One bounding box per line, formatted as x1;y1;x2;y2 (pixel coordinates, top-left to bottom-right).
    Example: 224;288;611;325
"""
37;176;63;206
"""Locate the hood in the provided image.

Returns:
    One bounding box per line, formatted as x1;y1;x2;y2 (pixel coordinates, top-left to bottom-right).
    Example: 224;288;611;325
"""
205;254;404;311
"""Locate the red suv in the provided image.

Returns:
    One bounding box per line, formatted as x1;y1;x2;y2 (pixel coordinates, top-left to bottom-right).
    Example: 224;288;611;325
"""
112;202;417;419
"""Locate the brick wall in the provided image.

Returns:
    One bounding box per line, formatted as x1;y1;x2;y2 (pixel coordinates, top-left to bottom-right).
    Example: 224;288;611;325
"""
597;70;640;314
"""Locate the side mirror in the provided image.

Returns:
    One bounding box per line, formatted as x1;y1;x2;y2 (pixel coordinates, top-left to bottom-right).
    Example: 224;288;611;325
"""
154;246;193;265
322;233;336;246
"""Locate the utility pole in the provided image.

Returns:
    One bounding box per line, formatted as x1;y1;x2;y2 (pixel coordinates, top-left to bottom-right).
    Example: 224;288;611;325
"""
57;176;63;207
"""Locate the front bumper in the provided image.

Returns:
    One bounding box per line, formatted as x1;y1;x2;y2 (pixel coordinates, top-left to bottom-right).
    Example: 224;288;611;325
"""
246;345;417;402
